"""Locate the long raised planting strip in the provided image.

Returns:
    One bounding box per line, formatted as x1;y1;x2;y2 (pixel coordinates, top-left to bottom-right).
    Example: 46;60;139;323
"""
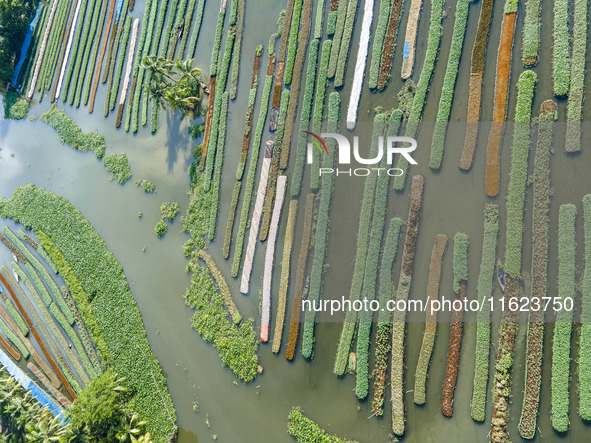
333;0;360;88
0;185;178;441
490;69;536;443
368;0;391;90
102;0;129;113
400;0;422;79
355;111;402;398
460;0;493;170
441;232;469;417
371;217;403;416
283;0;303;86
345;0;374;130
37;0;71;94
429;0;471;170
56;0;88;100
231;55;276;278
107;15;132;116
391;175;425;436
229;0;245;99
115;18;139;128
565;0;587;152
471;204;499;421
522;0;541;66
327;0;347;78
167;0;190;59
272;199;298;354
581;194;591;421
261;175;287;342
393;0;444;191
484;0;519;198
301;92;341;359
552;0;570;97
102;0;129;84
518;99;556;438
377;0;403;90
286;193;315;361
414;234;447;405
184;0;206;59
333;114;386;376
551;204;577;433
326;0;339;36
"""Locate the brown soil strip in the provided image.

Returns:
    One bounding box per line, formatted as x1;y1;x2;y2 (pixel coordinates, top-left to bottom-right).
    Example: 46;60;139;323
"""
273;199;298;354
330;0;338;11
117;75;136;128
102;20;118;83
0;335;20;360
460;73;483;170
198;75;217;171
28;362;71;408
286;194;315;360
391;175;425;436
377;0;403;89
485;12;517;197
401;0;422;79
272;0;296;108
89;0;117;112
441;281;466;416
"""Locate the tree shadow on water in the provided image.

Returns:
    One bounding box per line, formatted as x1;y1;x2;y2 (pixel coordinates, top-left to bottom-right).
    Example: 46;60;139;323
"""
165;109;191;174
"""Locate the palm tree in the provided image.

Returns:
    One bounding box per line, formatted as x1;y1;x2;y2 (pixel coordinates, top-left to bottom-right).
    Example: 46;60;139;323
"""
115;413;148;442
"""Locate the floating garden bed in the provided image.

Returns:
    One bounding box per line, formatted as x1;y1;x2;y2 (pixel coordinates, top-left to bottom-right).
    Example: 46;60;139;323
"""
518;100;556;438
581;194;591;421
414;234;447;405
522;0;541;66
552;0;570;96
368;0;391;90
377;0;403;90
116;18;139;128
107;15;132;115
327;0;347;78
334;0;360;87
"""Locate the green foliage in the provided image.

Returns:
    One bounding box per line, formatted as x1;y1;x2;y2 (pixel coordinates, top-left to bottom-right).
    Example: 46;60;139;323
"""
552;0;570;96
301;92;340;359
160;202;180;221
355;111;402;398
326;10;337;35
368;0;391;89
291;38;321;197
81;0;109;106
334;0;360;87
103;153;132;184
3;295;27;337
154;220;168;237
452;232;469;293
471;0;493;73
41;105;106;159
565;0;587;152
185;0;206;59
236;86;257;180
3;92;29;119
284;0;303;85
551;204;576;432
208;92;229;240
135;179;156;193
581;194;591;420
504;70;536;278
276;9;285;36
287;407;358;443
393;0;444;190
334;114;385;376
471;205;498;421
223;182;241;259
522;0;541;65
504;0;519;13
429;0;470;170
0;186;177;441
185;260;258;381
109;15;133;111
210;9;226;75
313;0;324;39
0;314;29;358
327;0;348;78
230;0;244;99
231;73;274;277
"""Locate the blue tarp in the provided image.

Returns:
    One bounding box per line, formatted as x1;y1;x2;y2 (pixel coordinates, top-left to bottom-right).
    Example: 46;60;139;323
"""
403;41;410;59
0;347;66;421
115;0;125;22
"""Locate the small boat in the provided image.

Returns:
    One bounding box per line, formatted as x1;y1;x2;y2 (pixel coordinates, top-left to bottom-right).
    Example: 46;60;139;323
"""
12;269;19;282
496;259;506;292
12;253;18;262
268;106;279;132
302;276;310;301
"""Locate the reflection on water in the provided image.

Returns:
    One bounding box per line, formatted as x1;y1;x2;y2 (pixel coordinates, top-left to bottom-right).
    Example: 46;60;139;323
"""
1;0;591;441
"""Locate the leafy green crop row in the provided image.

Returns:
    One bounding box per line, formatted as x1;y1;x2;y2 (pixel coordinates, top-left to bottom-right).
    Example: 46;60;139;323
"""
504;70;536;278
368;0;391;89
551;204;576;432
185;0;206;59
327;0;347;78
81;0;109;106
429;0;470;170
231;70;274;278
552;0;570;96
0;315;29;359
108;15;132;112
210;8;227;76
581;194;591;421
301;92;340;359
333;114;385;376
393;0;443;191
355;111;402;398
230;0;245;99
0;186;177;441
334;0;359;87
471;205;498;421
565;0;587;152
522;0;541;65
376;0;403;90
208;92;229;240
41;105;106;158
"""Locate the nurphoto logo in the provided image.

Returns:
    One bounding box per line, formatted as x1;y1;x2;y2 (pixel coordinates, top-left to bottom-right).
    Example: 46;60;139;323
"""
305;132;418;177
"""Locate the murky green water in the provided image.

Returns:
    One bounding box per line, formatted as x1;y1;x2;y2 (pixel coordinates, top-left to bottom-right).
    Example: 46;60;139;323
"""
2;0;591;441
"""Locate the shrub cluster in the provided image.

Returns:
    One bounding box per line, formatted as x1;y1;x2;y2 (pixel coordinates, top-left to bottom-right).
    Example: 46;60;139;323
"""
135;179;155;193
3;92;29;120
208;92;229;240
41;105;105;158
103;152;132;184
